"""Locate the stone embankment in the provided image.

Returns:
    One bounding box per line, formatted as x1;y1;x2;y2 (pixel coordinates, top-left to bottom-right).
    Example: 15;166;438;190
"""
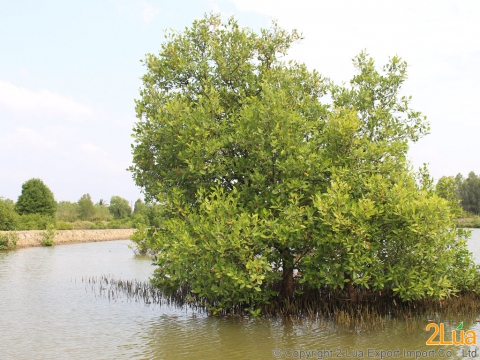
4;229;137;248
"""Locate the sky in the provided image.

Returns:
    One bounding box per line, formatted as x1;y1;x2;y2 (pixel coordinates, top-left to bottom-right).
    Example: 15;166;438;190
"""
1;0;479;204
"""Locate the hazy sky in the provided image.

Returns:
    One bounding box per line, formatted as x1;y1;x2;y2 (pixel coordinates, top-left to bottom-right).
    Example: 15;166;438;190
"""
1;0;479;203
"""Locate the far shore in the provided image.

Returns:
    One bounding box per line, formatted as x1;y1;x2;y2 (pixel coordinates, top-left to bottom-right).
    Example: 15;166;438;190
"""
457;217;480;229
1;229;136;248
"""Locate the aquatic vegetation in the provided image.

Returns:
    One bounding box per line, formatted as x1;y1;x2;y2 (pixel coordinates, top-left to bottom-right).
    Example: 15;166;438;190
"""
0;231;18;250
40;224;56;246
85;275;480;330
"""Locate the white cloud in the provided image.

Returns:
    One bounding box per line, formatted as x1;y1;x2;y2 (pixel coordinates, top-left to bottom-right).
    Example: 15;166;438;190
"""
0;80;93;120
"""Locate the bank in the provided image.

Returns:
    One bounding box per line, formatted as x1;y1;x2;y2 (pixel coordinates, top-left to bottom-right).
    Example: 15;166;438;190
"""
457;217;480;228
1;229;136;248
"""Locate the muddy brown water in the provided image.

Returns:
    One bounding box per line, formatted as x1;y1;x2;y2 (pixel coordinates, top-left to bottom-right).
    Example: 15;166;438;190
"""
1;230;479;359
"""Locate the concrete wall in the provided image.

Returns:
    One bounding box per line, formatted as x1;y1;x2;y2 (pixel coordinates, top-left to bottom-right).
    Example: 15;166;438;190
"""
1;229;136;248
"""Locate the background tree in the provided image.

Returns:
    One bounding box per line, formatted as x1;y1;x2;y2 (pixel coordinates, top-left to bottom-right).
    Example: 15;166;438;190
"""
133;198;147;214
56;201;80;222
15;178;56;217
457;172;480;215
0;197;18;231
131;198;150;228
93;201;112;222
130;14;477;312
78;194;95;221
108;196;132;219
435;176;461;216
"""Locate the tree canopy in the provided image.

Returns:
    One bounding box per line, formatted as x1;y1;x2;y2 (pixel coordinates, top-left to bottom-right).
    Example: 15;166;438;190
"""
15;178;56;217
78;194;95;221
436;172;480;215
0;197;18;231
108;196;132;219
457;172;480;215
130;14;477;313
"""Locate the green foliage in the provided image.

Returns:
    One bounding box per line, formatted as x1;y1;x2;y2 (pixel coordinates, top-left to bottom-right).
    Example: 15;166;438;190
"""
134;198;147;214
56;221;74;230
55;219;126;230
15;178;56;216
150;187;276;311
439;172;480;217
132;198;150;228
456;172;480;215
78;193;95;220
68;220;95;229
148;204;163;228
108;218;132;229
16;213;55;230
56;201;80;222
131;213;150;228
130;14;477;312
435;176;462;217
0;197;18;230
129;227;154;255
308;169;477;300
17;194;127;229
40;224;56;246
92;203;112;222
92;221;107;229
0;231;18;250
108;196;132;219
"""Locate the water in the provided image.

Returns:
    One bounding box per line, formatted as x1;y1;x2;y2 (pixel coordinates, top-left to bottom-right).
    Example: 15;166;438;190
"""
1;231;479;359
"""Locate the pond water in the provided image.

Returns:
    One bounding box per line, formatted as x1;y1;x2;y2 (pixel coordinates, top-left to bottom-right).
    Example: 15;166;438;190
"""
1;230;479;359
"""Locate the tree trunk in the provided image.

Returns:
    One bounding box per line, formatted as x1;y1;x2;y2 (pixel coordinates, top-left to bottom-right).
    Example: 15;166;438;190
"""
279;251;294;298
344;273;357;304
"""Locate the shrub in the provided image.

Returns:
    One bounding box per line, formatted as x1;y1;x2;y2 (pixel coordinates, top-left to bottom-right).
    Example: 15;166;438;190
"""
107;218;132;229
56;221;74;230
92;204;112;222
93;221;107;229
0;231;19;250
56;201;80;222
129;227;155;255
132;213;150;229
17;214;55;230
0;198;18;230
71;220;96;229
78;193;95;220
40;224;56;246
109;196;132;219
88;221;107;230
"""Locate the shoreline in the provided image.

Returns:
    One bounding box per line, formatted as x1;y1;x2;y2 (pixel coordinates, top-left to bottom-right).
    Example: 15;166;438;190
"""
1;229;136;248
457;217;480;228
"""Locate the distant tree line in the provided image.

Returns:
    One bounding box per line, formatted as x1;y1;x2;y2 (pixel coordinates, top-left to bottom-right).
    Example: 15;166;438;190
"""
0;178;156;231
436;171;480;215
